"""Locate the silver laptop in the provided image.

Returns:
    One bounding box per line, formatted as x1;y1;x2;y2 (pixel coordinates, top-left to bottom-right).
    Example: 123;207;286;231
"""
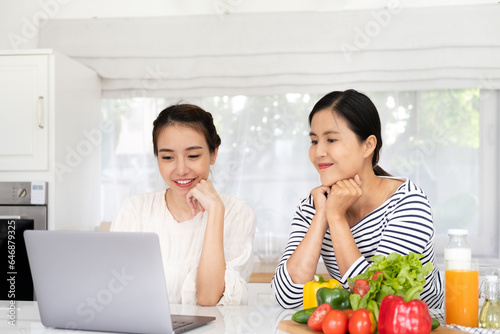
24;230;215;334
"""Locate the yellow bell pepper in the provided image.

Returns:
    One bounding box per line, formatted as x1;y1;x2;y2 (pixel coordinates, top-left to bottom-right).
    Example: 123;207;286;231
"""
303;274;341;309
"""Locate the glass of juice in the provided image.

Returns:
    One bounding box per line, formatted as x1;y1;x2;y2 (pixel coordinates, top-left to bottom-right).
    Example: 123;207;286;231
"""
445;259;479;327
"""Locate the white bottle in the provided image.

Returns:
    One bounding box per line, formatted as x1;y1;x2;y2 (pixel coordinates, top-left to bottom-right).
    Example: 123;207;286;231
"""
444;229;471;270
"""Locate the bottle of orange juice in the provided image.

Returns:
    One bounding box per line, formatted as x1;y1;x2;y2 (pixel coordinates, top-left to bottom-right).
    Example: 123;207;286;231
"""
445;229;479;327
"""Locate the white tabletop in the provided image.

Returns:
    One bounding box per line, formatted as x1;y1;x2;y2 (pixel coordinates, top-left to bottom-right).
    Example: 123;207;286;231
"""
0;300;296;334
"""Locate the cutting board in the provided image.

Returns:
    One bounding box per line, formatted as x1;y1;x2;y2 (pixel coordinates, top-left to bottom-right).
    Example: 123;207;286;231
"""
278;320;467;334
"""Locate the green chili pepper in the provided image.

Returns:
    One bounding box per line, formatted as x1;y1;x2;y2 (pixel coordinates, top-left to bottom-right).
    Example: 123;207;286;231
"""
316;287;352;311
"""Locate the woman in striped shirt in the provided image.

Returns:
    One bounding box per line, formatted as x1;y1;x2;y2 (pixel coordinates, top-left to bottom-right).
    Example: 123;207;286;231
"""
271;89;444;309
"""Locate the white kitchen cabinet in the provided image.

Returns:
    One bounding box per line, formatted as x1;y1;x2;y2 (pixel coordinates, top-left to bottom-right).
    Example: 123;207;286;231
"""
0;54;48;170
0;49;102;231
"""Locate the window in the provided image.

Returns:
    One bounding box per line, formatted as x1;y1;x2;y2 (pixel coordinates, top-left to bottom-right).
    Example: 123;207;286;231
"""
100;89;499;262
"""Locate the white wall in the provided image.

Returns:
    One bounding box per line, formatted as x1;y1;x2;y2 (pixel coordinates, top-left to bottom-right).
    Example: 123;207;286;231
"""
0;0;40;49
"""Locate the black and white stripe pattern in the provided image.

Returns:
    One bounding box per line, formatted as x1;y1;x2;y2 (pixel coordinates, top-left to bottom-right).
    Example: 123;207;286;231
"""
271;178;445;309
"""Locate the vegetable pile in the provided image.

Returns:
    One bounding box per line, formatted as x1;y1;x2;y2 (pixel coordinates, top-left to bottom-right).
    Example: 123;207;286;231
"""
291;252;438;334
347;252;433;319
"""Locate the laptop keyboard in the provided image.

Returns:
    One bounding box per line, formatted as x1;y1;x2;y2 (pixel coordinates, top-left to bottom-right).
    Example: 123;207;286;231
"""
172;320;194;330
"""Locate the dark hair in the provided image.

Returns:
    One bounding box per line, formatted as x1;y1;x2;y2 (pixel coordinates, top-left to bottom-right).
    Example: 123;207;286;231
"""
152;103;221;156
308;89;390;176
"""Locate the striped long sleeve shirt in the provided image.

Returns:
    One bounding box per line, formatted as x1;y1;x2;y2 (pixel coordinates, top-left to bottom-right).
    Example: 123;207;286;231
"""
271;178;444;309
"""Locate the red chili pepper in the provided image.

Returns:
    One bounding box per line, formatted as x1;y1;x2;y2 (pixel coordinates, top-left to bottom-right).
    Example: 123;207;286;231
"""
378;287;432;334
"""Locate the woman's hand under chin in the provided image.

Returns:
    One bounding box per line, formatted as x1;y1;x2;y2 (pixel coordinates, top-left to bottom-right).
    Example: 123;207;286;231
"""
311;185;331;212
326;174;363;220
185;179;224;217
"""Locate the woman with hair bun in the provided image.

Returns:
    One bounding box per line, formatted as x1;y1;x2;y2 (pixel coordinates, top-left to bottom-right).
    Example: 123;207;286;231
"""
111;103;256;306
272;89;444;309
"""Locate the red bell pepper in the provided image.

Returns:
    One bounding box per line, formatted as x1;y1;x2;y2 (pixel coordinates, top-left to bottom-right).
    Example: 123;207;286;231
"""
378;286;432;334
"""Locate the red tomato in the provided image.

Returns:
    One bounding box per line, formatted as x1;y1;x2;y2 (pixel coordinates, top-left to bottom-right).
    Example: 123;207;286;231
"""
352;279;370;298
348;309;376;334
370;271;384;281
307;303;333;332
322;309;347;334
342;309;354;321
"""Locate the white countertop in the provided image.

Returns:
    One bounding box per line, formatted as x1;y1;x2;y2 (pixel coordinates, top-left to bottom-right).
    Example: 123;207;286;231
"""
0;300;297;334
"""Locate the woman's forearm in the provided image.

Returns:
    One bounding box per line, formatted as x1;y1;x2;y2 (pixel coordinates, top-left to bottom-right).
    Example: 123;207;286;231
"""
287;213;329;284
327;214;362;276
196;207;226;306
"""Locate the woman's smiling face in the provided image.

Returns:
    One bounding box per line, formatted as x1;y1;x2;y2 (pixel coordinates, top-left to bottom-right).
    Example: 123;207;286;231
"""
309;109;367;187
156;124;217;197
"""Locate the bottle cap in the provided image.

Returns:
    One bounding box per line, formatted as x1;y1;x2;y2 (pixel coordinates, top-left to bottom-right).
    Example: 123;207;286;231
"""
447;229;468;236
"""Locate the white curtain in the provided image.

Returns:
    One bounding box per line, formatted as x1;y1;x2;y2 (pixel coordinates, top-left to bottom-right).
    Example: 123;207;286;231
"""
38;4;500;98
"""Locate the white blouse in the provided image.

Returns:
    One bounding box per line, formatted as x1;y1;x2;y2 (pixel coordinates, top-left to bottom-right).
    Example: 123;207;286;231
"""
110;189;256;305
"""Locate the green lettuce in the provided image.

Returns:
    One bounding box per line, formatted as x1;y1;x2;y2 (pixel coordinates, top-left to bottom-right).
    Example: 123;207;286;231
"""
347;252;433;320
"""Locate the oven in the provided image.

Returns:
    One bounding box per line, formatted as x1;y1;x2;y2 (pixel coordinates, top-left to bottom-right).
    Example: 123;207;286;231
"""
0;181;47;301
